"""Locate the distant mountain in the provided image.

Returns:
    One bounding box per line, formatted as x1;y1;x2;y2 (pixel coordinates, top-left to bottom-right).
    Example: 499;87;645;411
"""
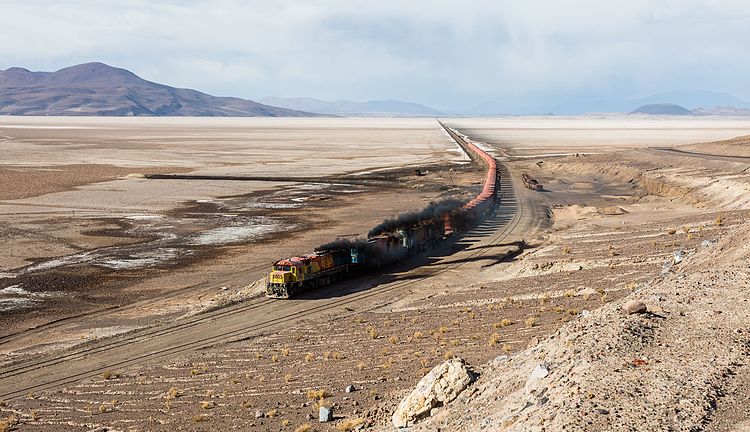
692;106;750;116
464;90;750;116
260;97;442;117
629;103;693;115
0;62;322;117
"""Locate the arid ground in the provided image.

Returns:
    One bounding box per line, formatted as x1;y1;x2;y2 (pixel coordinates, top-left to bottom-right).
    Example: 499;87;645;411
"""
1;116;750;431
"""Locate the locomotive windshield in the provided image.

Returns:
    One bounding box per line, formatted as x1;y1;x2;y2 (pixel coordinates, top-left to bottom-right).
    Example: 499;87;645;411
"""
273;265;292;271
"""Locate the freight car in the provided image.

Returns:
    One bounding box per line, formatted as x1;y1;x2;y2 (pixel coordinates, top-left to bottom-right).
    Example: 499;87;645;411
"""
522;174;543;191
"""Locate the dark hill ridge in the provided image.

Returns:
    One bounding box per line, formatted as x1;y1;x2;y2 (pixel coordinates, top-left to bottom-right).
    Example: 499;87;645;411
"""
0;62;321;117
629;103;693;115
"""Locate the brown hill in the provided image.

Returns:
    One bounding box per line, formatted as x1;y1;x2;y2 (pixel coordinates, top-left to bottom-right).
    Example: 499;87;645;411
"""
0;62;322;117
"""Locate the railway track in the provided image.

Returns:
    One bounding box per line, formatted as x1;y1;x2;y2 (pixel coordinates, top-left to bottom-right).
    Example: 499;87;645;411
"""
0;127;531;401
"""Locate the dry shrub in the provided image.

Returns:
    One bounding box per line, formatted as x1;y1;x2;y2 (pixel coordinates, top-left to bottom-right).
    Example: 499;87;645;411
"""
100;370;119;380
367;327;378;339
193;414;208;422
336;418;365;431
0;416;17;432
525;317;537;327
266;409;278;418
304;353;315;362
294;424;313;432
443;350;454;360
271;355;279;363
562;245;571;254
201;401;215;410
715;215;723;226
282;419;291;426
388;336;399;345
413;331;423;339
489;332;501;346
281;347;290;356
306;389;331;400
356;361;365;371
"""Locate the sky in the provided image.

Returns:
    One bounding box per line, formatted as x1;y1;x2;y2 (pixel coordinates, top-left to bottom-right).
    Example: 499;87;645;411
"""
1;0;750;113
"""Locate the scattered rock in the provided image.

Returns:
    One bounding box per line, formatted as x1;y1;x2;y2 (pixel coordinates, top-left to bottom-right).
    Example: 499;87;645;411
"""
599;206;628;215
392;357;474;428
254;410;264;418
524;363;550;395
345;384;356;393
622;300;647;315
319;406;333;422
673;250;684;264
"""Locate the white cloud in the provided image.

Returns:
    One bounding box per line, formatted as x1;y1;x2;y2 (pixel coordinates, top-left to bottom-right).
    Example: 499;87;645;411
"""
1;0;749;112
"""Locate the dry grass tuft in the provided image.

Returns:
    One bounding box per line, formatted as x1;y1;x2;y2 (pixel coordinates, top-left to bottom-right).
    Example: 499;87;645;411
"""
304;352;315;362
562;245;571;254
284;373;294;383
271;354;279;363
201;401;216;410
266;409;278;418
389;335;399;345
525;317;537;327
336;418;366;431
356;361;365;371
0;416;17;432
282;419;291;426
294;424;314;432
100;370;119;380
193;414;208;423
306;389;331;401
715;215;724;226
413;331;423;339
489;332;501;346
367;326;379;339
443;350;455;360
281;347;290;356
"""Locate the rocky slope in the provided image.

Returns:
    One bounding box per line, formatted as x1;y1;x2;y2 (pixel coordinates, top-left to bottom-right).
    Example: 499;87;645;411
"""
0;62;320;117
404;219;750;431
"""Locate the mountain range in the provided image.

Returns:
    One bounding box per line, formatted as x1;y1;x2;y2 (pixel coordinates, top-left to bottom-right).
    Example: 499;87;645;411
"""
259;97;442;117
0;62;319;117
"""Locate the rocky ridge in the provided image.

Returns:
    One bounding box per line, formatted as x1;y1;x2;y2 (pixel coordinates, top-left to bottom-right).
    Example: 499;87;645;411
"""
395;220;750;431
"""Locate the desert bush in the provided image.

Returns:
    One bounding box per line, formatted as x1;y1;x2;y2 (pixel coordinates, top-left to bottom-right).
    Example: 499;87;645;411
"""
306;389;331;400
489;332;501;346
294;424;313;432
336;418;365;431
525;317;537;327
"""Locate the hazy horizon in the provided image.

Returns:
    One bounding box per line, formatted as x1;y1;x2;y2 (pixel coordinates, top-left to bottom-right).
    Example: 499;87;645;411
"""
2;1;750;114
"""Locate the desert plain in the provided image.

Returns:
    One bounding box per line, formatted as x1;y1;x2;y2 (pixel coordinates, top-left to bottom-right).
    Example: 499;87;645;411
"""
1;116;750;431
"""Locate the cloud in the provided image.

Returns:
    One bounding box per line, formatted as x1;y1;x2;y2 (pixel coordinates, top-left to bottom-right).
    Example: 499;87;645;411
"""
1;0;749;112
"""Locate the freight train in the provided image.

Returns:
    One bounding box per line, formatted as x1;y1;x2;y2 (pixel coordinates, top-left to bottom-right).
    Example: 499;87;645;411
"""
266;124;499;299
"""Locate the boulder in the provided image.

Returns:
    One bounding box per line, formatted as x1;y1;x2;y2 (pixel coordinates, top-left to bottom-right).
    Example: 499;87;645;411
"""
319;406;333;422
391;357;474;428
524;363;550;395
622;300;647;315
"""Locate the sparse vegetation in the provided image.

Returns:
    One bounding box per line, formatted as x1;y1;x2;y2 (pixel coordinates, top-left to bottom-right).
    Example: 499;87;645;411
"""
101;370;119;380
304;352;315;362
356;361;365;371
443;350;454;360
413;331;423;339
306;388;331;400
336;418;366;431
284;373;294;383
562;245;571;254
367;326;378;339
389;335;399;344
271;354;279;362
282;419;291;426
525;317;537;327
564;289;575;298
489;332;501;346
281;347;290;356
0;416;17;432
266;409;278;418
567;308;580;315
294;423;314;432
193;414;208;423
715;215;724;226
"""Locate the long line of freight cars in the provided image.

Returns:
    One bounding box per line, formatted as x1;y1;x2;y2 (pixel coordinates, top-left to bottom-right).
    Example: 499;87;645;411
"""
265;123;500;298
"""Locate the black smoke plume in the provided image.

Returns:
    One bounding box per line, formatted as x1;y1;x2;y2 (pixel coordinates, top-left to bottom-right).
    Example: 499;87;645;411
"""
315;238;368;253
367;198;465;238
